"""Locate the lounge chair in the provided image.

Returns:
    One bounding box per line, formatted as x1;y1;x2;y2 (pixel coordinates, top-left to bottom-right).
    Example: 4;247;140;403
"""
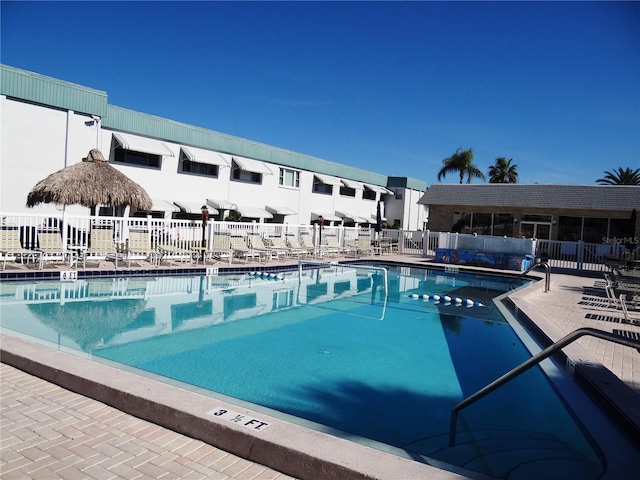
285;233;309;259
37;229;74;269
356;233;374;257
157;243;193;266
85;225;119;268
247;233;277;263
208;232;232;265
267;236;294;259
300;232;325;258
323;235;343;257
126;229;157;267
0;223;41;270
229;235;253;263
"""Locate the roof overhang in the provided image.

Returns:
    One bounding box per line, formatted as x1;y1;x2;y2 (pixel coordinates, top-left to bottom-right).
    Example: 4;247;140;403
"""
364;183;394;195
335;211;368;223
341;179;365;190
207;199;237;210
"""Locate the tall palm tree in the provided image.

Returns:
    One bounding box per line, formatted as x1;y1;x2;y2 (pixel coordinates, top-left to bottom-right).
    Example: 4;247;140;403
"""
488;157;519;183
596;167;640;185
437;148;486;184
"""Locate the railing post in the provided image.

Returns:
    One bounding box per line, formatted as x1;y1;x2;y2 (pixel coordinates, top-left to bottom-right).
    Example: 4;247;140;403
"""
577;240;584;271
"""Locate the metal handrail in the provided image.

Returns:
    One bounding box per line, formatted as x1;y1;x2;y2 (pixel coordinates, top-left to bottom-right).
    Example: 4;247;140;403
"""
519;260;550;292
449;327;640;446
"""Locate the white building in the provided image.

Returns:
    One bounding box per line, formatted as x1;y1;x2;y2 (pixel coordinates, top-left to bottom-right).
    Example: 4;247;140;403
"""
1;65;427;229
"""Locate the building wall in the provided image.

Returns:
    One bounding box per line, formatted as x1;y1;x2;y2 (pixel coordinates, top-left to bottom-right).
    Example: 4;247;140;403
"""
1;95;99;215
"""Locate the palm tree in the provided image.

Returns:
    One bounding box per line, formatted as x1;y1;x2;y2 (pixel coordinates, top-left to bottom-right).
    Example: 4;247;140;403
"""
488;157;519;183
437;148;486;184
596;167;640;185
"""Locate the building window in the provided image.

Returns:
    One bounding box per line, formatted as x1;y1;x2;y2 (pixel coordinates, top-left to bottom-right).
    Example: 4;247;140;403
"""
493;213;514;237
279;168;299;188
583;218;609;243
362;188;376;201
181;159;219;177
394;189;403;200
471;212;492;235
339;186;356;197
114;148;161;168
558;216;582;241
313;179;333;195
232;161;262;184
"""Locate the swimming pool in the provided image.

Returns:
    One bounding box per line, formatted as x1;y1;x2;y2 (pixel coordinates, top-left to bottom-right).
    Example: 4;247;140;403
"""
0;264;637;479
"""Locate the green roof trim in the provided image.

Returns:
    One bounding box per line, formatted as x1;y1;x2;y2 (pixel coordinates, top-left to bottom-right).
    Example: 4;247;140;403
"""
1;65;107;117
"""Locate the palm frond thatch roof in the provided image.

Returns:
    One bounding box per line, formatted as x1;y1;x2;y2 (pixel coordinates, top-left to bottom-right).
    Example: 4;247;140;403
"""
26;149;152;211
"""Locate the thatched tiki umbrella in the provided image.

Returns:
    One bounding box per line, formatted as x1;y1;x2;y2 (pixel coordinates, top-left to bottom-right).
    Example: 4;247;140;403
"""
26;149;152;215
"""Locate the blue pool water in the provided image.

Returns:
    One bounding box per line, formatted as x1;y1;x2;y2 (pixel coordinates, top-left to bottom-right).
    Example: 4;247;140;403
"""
0;264;637;479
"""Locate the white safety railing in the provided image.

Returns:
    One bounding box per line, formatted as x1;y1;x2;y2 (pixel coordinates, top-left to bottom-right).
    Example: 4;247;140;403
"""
2;212;638;272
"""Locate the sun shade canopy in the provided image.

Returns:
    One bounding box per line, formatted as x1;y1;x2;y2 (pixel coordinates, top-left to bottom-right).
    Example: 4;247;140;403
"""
364;183;394;195
232;156;273;175
112;132;174;157
181;147;230;167
174;201;218;215
312;212;343;222
335;211;368;223
265;205;297;215
235;205;273;219
149;199;180;213
341;179;365;190
314;173;343;186
206;199;236;210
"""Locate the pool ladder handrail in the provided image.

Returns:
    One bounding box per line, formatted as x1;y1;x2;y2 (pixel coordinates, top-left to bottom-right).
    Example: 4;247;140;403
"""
519;260;551;292
448;327;640;446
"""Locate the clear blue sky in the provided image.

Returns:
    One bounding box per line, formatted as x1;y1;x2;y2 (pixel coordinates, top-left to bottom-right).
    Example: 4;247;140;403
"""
2;1;638;186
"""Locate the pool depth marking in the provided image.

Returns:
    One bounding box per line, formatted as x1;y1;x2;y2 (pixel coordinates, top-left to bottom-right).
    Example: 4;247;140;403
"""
208;407;271;431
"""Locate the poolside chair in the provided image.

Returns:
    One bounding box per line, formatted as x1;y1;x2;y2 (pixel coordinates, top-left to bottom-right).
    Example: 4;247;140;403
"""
208;232;232;265
323;235;343;257
300;232;325;258
356;233;375;257
229;235;253;263
247;233;277;263
156;243;193;266
37;229;74;269
0;223;41;270
285;233;309;259
125;229;157;267
619;294;639;325
267;236;294;259
85;225;119;268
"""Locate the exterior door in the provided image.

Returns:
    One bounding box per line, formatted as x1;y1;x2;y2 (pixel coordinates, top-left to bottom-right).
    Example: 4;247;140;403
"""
520;222;551;240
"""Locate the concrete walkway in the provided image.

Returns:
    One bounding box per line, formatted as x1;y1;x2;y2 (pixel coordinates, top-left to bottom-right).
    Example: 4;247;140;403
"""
1;256;639;479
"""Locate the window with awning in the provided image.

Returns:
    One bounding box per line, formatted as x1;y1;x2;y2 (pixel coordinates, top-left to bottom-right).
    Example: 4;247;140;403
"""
313;173;342;195
231;157;272;184
312;212;343;222
112;132;174;157
180;147;230;178
112;132;174;169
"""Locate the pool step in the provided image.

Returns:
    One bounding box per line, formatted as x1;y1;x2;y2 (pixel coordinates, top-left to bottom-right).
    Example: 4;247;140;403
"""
406;430;603;480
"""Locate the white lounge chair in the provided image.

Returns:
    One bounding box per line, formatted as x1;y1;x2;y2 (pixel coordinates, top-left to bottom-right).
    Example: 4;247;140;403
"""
208;232;232;264
37;229;74;269
85;226;119;268
1;224;41;270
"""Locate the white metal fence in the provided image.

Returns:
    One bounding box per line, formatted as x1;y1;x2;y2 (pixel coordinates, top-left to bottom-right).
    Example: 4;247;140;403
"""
1;212;637;272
